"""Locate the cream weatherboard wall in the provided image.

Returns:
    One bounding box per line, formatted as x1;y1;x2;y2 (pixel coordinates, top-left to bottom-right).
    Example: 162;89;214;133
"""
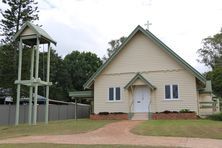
94;31;198;114
198;93;216;116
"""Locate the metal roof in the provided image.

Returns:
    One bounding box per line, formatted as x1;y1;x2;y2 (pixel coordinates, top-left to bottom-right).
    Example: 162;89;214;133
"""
69;91;94;98
14;22;57;45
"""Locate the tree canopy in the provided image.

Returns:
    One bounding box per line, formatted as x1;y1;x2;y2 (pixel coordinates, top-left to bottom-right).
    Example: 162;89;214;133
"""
197;29;222;69
0;1;103;102
0;0;39;43
103;36;126;61
198;28;222;98
64;51;102;91
0;0;39;100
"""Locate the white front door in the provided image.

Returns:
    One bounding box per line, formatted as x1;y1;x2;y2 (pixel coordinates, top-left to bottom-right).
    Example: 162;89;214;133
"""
133;86;150;112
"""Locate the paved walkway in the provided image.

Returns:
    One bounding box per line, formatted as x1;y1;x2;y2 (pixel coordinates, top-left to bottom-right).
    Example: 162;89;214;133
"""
0;120;222;148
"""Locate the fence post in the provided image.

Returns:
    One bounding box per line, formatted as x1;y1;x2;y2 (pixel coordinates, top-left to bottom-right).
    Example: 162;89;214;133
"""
58;105;60;120
8;105;10;125
74;97;77;120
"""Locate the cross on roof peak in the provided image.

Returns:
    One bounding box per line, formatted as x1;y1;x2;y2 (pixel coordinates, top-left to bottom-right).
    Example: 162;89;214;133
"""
144;20;152;30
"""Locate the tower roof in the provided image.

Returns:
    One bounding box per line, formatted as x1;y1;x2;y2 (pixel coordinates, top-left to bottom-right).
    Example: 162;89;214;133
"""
14;22;56;46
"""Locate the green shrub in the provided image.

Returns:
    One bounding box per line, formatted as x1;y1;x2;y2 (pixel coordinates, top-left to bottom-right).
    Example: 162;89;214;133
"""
179;109;194;113
207;112;222;121
98;112;109;115
110;112;126;114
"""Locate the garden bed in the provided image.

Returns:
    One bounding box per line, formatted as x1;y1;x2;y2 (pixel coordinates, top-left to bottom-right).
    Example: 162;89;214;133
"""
152;111;197;120
90;112;128;120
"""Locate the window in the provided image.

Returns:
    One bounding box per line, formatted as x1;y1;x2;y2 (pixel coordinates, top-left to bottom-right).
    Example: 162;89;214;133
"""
109;88;114;100
165;85;171;99
172;85;178;98
108;87;121;101
165;84;179;99
115;87;120;100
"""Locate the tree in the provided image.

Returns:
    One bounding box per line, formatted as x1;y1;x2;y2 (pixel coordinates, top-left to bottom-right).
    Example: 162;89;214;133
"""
206;68;222;98
64;51;102;91
0;44;32;100
103;36;126;61
0;0;39;100
198;28;222;98
42;49;71;101
0;0;39;43
0;44;15;89
197;29;222;69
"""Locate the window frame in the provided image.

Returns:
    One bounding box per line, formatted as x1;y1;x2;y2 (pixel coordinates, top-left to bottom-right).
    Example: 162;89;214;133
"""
108;87;122;102
164;84;179;100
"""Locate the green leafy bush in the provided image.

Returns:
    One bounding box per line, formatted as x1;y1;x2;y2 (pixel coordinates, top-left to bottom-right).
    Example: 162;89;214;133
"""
98;112;109;115
179;109;194;113
207;112;222;121
110;112;126;114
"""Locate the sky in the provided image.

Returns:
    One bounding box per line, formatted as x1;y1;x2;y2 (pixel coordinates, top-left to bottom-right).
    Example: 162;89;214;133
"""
1;0;222;73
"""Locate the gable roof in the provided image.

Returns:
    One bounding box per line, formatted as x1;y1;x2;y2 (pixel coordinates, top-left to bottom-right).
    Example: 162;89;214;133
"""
84;25;206;89
124;73;156;90
14;22;57;45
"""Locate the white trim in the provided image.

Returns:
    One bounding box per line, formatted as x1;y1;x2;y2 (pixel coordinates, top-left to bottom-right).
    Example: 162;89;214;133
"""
107;100;123;103
164;84;179;100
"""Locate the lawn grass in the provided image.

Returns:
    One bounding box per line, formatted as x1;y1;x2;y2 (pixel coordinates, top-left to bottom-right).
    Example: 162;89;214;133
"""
132;119;222;139
0;144;181;148
0;119;114;140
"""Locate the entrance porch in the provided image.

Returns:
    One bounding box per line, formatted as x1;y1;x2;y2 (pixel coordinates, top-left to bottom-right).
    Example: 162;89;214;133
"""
124;73;156;120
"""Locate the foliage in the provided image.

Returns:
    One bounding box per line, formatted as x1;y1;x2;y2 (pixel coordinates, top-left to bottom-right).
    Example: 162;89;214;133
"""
0;1;103;102
0;0;39;100
197;29;222;69
0;46;71;101
103;36;126;61
162;110;172;114
205;67;222;97
0;0;39;43
0;44;15;88
207;112;222;121
0;45;29;99
98;112;109;115
0;45;102;101
38;49;71;101
64;51;102;91
179;109;194;113
198;29;222;98
155;110;194;114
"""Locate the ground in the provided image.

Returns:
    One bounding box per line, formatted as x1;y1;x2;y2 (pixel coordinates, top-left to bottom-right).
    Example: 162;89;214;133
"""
0;119;114;140
132;120;222;139
0;120;222;148
0;144;176;148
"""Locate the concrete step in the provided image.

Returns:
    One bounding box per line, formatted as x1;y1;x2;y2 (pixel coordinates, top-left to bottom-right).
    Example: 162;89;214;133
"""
131;112;148;120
